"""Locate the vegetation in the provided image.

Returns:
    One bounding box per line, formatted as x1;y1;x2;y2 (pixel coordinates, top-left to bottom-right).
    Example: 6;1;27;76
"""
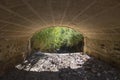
31;27;84;53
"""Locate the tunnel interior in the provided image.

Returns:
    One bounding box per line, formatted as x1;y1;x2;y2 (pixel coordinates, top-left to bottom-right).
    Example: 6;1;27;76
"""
0;0;120;79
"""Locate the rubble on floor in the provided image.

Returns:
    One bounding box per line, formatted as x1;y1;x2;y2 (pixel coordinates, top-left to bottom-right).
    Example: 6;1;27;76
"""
1;52;120;80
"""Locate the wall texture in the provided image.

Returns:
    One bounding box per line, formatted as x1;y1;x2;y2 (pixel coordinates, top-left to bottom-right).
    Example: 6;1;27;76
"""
84;37;120;68
0;38;29;75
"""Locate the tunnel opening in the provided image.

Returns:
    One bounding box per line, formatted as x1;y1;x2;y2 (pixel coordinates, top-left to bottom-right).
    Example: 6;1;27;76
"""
1;27;120;79
30;26;84;53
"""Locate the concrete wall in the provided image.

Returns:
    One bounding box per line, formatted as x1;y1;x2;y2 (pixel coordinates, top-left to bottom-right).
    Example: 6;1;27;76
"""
84;37;120;68
0;38;29;75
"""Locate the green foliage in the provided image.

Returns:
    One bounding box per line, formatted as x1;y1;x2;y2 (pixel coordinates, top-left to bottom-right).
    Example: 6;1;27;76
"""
31;27;83;52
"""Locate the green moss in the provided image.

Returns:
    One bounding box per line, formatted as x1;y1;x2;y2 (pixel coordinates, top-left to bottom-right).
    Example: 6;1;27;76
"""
31;27;83;52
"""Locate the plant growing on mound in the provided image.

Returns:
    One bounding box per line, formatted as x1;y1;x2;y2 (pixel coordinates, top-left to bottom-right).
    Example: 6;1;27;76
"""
31;27;83;52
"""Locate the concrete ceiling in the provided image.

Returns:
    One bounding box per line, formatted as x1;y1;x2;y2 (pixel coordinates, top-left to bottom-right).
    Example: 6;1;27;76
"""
0;0;120;39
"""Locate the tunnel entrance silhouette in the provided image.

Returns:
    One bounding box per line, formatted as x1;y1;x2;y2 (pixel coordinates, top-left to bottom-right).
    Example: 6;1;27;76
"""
30;26;84;53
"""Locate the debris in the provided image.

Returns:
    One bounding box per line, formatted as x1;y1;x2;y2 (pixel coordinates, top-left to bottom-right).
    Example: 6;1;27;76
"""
1;52;120;80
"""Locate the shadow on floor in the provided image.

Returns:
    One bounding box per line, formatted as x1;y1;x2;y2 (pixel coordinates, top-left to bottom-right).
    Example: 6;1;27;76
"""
18;52;47;70
1;57;120;80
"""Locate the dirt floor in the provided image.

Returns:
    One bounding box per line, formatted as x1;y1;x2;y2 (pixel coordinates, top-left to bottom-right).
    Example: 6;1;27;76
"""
1;52;120;80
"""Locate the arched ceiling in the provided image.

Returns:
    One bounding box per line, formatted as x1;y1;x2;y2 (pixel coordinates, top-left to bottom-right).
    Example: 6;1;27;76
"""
0;0;120;39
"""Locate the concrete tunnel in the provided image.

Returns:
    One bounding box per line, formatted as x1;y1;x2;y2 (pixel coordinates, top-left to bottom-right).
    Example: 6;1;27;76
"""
0;0;120;75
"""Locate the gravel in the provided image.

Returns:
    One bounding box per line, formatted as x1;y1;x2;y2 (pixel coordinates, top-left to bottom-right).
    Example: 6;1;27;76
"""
1;52;120;80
